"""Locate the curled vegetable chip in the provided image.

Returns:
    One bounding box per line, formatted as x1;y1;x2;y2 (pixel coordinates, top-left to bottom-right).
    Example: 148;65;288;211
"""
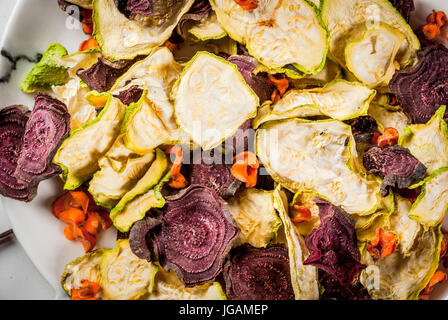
344;116;378;143
223;244;295;300
389;45;448;124
363;146;426;197
304;197;365;286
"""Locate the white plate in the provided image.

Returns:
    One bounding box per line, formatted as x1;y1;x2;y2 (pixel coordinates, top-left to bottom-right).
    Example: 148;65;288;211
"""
0;0;447;300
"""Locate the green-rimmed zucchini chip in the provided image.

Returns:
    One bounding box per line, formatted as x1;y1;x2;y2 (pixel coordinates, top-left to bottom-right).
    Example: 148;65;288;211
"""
172;52;258;150
110;149;169;232
345;23;406;88
144;268;226;300
92;0;195;60
61;248;105;296
360;225;442;300
408;167;448;228
210;0;328;75
390;195;420;256
189;11;227;41
399;106;448;174
53;92;127;190
228;188;282;248
256;119;381;215
368;103;410;135
253;80;375;128
100;239;159;300
52;50;102;131
273;186;319;300
321;0;420;69
111;47;182;131
88;135;155;209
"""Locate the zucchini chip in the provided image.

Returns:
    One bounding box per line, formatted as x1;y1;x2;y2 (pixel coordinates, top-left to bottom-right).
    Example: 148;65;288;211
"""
210;0;328;74
256;119;381;215
145;268;226;300
253;80;375;128
228;188;282;248
172;52;258;150
408;167;448;228
88;136;156;209
360;225;442;300
53;92;127;190
399;106;448;174
61;249;105;296
368;103;410;135
100;239;159;300
321;0;420;69
93;0;195;60
273;186;319;300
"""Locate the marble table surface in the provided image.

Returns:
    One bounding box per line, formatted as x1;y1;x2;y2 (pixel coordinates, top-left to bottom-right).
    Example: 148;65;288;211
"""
0;0;55;300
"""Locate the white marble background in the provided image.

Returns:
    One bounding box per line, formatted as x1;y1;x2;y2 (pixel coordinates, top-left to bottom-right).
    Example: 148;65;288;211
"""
0;0;55;300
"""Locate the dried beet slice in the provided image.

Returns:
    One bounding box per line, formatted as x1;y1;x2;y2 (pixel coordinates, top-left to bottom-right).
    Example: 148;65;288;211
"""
147;185;239;287
363;145;426;197
223;243;295;300
14;94;70;187
389;0;415;23
76;57;136;92
344;116;378;143
224;118;254;156
389;45;448;124
304;197;365;286
113;85;144;105
226;55;273;102
129;216;161;262
188;160;242;200
318;270;370;300
0;105;33;201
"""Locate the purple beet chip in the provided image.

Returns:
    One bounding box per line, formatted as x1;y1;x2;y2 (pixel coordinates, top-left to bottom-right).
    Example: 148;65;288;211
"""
304;197;365;287
363;145;426;197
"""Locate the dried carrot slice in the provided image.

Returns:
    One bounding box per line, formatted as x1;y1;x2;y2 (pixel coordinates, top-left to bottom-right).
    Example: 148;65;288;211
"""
234;0;258;11
71;280;101;300
58;207;86;225
231;151;260;188
166;146;188;189
367;228;397;260
419;270;447;300
377;127;399;148
422;24;440;41
291;205;312;223
79;37;99;52
436;11;447;28
268;74;290;96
